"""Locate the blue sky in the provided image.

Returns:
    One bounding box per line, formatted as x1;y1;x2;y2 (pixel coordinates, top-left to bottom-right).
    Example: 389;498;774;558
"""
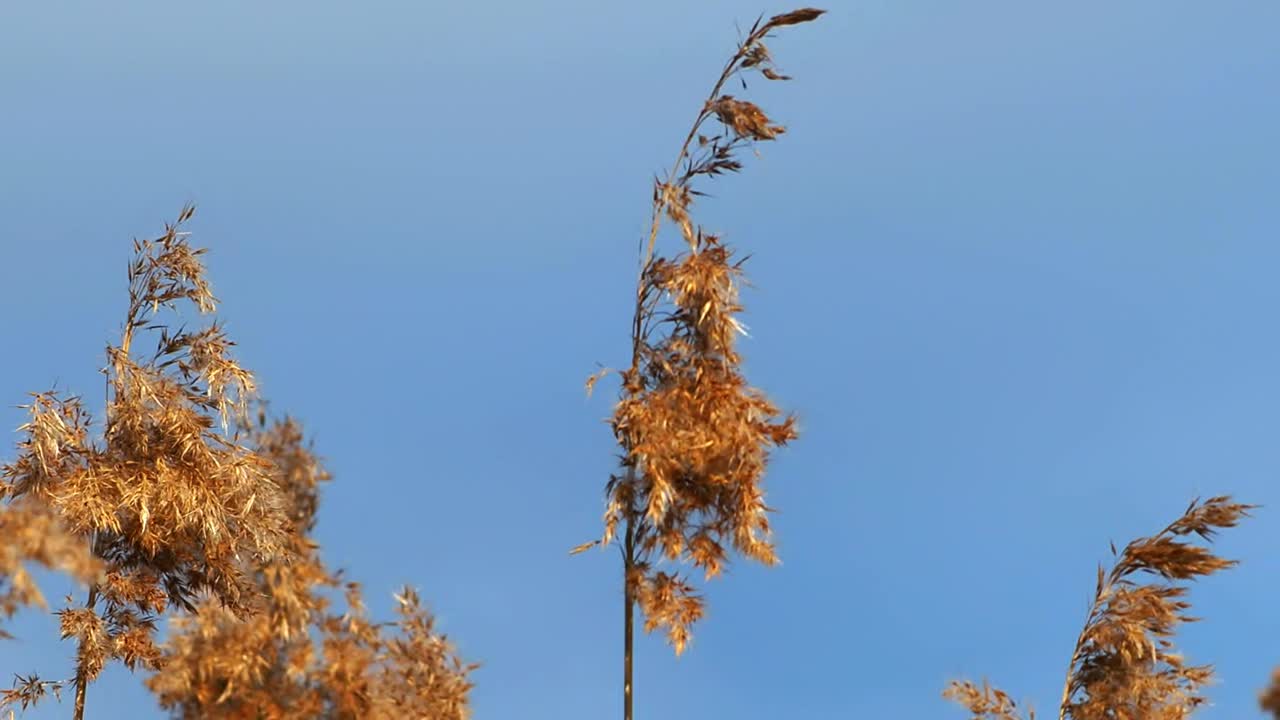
3;1;1280;718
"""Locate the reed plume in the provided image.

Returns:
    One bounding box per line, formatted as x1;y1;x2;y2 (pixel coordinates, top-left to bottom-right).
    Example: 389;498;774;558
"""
945;495;1252;720
574;8;824;719
2;207;293;719
148;411;476;719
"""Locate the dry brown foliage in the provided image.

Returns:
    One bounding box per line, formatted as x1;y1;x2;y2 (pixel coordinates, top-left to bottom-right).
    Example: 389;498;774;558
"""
1;210;473;719
1;206;295;717
945;496;1251;720
945;678;1031;720
578;5;822;662
575;8;823;720
145;411;333;717
148;412;475;719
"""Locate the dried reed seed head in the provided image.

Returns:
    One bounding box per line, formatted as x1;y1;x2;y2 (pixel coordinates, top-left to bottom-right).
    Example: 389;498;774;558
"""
709;96;785;141
659;183;697;247
149;415;473;720
946;496;1250;720
630;569;704;654
1063;498;1249;719
149;414;336;717
2;673;67;713
4;209;473;717
763;7;827;29
0;208;301;711
583;8;821;656
613;247;797;571
245;411;332;535
943;679;1032;720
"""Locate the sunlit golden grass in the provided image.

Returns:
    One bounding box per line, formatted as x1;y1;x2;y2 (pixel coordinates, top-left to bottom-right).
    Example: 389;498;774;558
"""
574;8;824;720
946;496;1253;720
148;410;475;720
1;210;473;719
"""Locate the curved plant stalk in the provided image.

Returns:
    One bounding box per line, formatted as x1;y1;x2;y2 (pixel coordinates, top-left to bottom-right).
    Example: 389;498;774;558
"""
148;411;476;720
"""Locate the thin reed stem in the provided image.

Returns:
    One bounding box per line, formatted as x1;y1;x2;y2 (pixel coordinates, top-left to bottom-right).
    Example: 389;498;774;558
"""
623;518;636;720
71;584;98;720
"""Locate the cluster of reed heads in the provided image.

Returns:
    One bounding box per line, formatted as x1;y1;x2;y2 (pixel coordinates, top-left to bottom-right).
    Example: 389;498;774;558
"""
3;7;1280;720
1;210;473;719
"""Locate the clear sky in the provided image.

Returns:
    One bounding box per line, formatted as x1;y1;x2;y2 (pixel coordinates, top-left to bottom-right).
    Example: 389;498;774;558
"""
3;1;1280;718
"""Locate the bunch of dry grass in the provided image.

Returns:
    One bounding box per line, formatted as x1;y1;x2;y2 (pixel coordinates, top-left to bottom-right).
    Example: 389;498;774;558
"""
945;495;1252;720
148;411;475;719
574;8;823;719
1;210;473;719
1;207;295;719
321;583;474;720
145;411;334;717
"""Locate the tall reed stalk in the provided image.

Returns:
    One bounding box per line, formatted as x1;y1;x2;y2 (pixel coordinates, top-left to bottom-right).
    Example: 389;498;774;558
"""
574;9;825;719
1;207;293;719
